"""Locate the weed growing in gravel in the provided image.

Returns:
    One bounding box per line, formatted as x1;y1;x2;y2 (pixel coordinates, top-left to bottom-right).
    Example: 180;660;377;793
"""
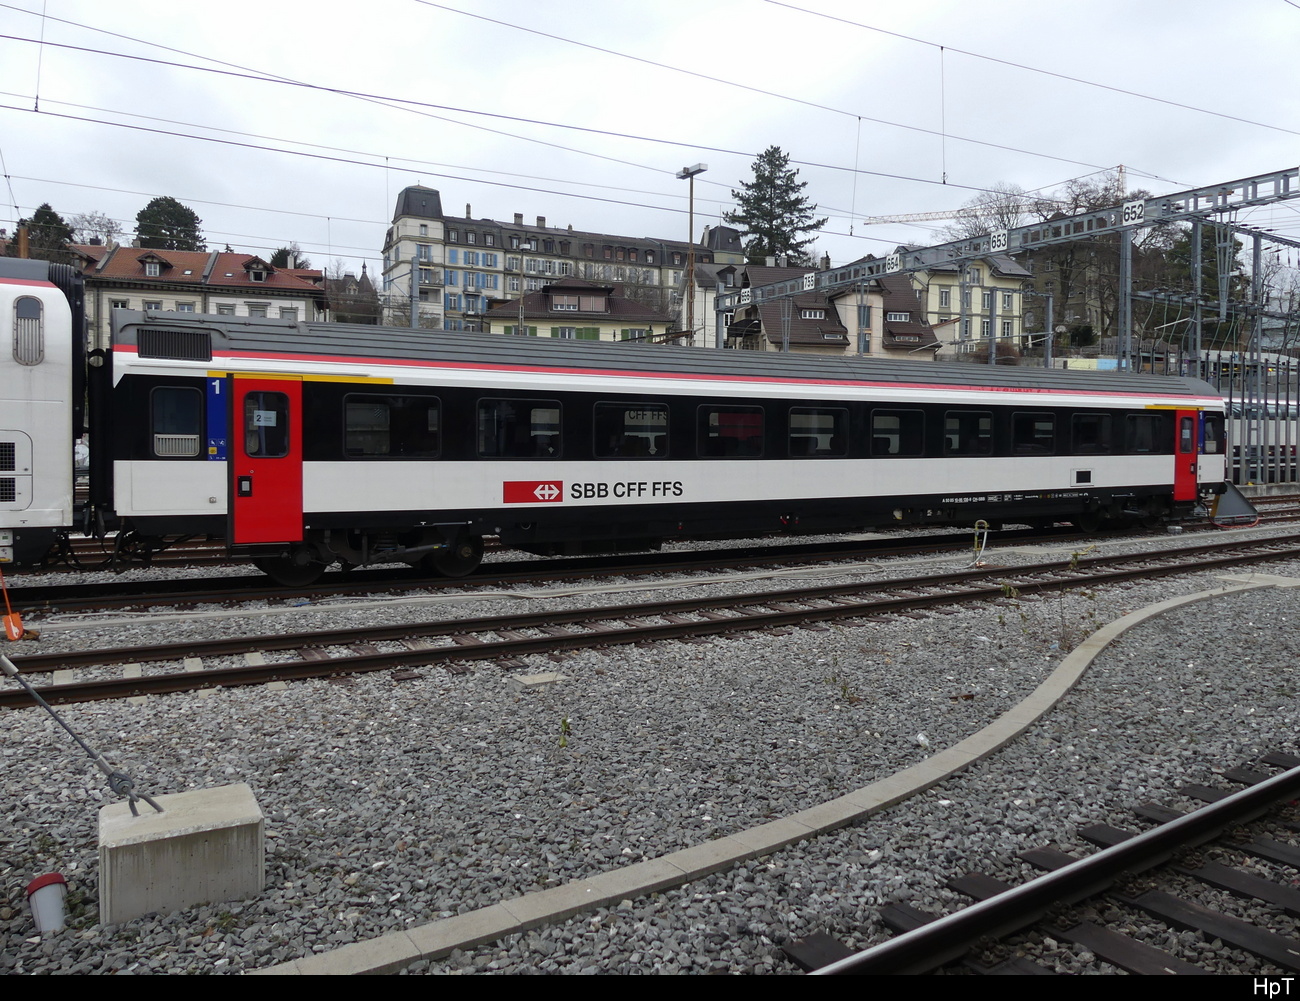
1068;545;1097;571
1052;589;1100;651
557;716;571;749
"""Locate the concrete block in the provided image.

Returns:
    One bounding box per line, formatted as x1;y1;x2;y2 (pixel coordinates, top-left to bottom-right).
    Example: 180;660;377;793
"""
507;671;569;693
98;783;264;924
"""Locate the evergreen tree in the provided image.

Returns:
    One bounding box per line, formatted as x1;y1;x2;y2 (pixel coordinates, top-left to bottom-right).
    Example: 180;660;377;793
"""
724;146;827;265
135;196;205;251
8;203;74;263
269;244;310;269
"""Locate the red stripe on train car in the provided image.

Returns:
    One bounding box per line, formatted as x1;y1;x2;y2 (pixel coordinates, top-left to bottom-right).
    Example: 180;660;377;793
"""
111;344;1217;403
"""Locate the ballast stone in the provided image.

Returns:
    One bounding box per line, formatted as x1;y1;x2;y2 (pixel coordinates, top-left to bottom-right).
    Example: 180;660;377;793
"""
98;783;265;925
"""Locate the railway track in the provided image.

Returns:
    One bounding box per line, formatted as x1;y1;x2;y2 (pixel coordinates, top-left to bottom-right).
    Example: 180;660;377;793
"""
11;516;1298;615
796;751;1300;975
6;532;1299;709
4;527;1074;613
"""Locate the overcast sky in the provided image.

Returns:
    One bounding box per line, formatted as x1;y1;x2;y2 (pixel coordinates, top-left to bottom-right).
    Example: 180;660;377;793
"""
3;0;1299;278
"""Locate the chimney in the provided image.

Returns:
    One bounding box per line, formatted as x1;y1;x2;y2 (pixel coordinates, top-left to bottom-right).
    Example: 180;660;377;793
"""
766;256;775;267
567;224;573;233
820;253;831;271
466;203;471;218
536;216;546;228
514;213;523;226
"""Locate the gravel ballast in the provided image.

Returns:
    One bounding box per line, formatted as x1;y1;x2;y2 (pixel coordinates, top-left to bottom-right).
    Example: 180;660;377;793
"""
1;529;1297;974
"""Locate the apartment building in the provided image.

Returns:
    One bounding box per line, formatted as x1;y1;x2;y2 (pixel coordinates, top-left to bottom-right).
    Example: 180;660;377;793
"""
380;185;715;331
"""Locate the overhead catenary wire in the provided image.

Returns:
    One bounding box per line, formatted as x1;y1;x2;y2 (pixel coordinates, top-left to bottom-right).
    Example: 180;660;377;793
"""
0;30;1136;176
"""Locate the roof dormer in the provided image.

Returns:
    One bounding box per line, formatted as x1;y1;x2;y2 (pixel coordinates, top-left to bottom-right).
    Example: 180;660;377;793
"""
137;251;171;278
243;256;273;283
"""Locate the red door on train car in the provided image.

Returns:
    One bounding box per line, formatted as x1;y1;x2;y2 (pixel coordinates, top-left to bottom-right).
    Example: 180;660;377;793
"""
230;376;304;544
1174;409;1198;502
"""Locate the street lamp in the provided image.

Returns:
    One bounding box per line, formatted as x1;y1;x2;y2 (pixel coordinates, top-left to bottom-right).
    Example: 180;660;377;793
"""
677;163;707;344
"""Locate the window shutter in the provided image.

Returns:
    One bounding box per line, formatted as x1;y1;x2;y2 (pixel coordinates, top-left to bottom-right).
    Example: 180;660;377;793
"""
550;327;560;338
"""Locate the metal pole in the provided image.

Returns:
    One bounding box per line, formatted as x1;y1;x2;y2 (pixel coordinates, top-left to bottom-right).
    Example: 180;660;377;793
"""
409;255;418;329
676;164;707;344
1250;233;1265;483
1192;220;1203;368
1044;290;1054;369
958;266;969;357
987;283;999;365
1119;233;1132;371
715;282;725;350
686;174;696;341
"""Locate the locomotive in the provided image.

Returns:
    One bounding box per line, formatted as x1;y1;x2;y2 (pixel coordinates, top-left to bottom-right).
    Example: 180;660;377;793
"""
1;257;1227;585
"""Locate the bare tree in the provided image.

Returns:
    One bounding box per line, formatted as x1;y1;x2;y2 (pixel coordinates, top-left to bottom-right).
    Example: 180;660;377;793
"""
68;210;123;246
938;182;1034;242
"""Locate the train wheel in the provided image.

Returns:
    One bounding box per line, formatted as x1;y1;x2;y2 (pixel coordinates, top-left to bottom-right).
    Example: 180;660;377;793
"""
252;555;328;587
427;534;484;577
1072;512;1103;533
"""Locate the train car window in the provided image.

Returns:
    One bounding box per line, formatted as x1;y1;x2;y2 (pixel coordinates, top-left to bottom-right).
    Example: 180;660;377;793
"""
151;387;202;458
943;411;992;456
1179;416;1195;454
697;406;763;458
344;395;441;458
788;408;847;457
1071;413;1112;454
1012;413;1055;454
1203;414;1223;454
870;410;924;457
243;391;289;458
478;399;561;458
1124;413;1167;454
13;296;44;366
594;403;668;458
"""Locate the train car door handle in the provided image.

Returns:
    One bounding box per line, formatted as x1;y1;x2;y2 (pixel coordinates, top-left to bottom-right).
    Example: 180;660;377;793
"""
238;475;253;497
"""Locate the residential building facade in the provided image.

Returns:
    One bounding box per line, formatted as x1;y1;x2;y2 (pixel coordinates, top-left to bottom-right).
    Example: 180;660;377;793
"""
68;245;328;349
482;278;672;342
904;250;1032;359
381;185;713;332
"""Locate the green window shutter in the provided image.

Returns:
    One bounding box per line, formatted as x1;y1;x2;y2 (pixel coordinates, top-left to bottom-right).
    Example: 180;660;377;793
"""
578;327;599;341
504;324;513;336
620;328;629;340
528;325;537;337
550;327;560;338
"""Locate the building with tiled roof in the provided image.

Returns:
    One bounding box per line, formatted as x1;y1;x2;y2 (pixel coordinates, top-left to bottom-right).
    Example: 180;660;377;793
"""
894;247;1031;359
723;263;854;355
66;245;327;348
482;277;672;342
868;273;941;354
380;186;711;333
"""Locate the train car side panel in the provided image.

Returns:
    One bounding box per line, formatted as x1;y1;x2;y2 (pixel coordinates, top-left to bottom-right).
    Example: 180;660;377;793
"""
0;269;75;562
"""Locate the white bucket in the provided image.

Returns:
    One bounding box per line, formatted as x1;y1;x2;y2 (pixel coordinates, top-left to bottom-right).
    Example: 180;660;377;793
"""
26;872;68;935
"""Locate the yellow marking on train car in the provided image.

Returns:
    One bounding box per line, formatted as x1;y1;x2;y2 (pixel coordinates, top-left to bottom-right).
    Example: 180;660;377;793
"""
210;371;393;384
1144;404;1203;411
303;374;394;384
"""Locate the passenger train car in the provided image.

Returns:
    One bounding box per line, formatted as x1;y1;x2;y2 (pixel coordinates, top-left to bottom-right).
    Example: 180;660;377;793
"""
1;258;1227;584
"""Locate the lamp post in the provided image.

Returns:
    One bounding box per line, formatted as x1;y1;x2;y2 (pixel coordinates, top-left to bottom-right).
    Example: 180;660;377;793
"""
677;163;707;344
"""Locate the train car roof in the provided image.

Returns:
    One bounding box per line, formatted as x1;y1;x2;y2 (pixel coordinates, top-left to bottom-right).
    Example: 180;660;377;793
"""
111;310;1220;399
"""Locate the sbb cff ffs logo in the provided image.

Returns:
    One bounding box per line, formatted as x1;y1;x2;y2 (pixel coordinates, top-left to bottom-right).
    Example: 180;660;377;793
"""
503;481;564;504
